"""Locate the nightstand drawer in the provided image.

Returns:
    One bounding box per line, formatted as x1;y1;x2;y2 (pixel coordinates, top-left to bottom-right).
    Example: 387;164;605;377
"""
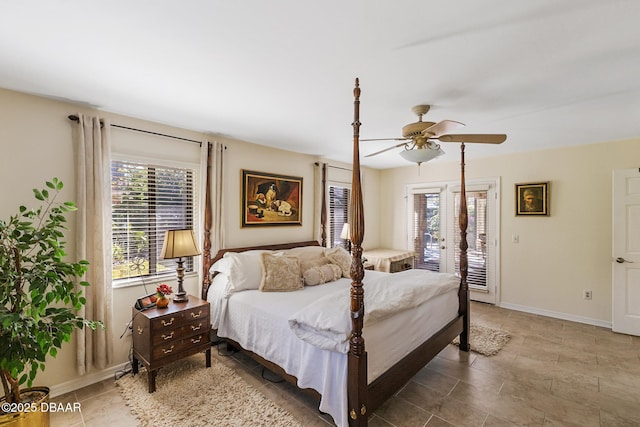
183;305;207;321
151;333;208;360
151;317;209;346
150;313;185;331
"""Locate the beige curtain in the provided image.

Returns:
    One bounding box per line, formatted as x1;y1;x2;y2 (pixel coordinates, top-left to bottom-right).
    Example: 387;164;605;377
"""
72;114;113;374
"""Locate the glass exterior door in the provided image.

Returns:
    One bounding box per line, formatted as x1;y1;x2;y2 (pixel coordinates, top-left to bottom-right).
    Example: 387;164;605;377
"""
413;192;443;272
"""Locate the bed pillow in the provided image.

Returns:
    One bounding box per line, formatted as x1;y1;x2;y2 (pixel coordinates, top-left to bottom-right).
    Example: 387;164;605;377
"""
211;250;270;296
303;263;343;286
285;246;327;273
325;246;352;278
299;255;331;273
285;245;326;260
259;253;303;292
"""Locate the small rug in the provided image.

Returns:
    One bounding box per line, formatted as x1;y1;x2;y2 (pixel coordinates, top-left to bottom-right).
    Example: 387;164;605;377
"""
116;355;302;427
452;322;510;356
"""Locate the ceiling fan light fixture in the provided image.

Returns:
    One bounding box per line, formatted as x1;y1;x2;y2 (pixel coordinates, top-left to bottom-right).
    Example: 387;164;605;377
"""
399;144;444;165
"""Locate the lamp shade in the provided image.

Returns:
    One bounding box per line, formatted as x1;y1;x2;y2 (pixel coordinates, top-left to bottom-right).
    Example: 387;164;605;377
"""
160;229;201;259
399;144;444;165
340;223;350;240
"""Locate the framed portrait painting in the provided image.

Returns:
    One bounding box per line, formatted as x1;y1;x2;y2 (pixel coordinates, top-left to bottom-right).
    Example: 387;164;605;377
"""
515;182;549;216
242;170;303;227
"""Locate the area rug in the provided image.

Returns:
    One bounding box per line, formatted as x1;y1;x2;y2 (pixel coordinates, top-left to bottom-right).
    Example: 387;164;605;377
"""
452;322;511;356
116;355;302;427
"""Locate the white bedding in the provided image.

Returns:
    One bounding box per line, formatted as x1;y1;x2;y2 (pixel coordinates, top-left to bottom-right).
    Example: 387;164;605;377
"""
289;269;459;353
208;269;459;427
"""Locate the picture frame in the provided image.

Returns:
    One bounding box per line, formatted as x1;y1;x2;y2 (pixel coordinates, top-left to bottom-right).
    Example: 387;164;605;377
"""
515;182;549;216
242;170;303;227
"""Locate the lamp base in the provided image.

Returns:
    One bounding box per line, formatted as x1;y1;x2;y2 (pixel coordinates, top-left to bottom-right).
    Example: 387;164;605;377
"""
173;291;189;303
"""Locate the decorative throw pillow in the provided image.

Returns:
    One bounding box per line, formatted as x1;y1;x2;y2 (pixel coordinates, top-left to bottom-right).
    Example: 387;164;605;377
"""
325;246;352;278
259;253;303;292
303;263;343;286
299;256;331;273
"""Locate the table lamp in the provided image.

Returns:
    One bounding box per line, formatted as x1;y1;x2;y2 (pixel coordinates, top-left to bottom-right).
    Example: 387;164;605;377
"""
160;229;201;303
340;223;351;253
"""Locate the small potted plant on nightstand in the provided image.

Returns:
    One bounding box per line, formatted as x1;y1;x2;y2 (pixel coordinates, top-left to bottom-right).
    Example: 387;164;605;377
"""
0;178;102;426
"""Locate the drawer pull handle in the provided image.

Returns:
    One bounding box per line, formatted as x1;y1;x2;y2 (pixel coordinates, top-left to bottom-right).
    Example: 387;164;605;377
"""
137;326;144;335
162;331;174;340
162;345;175;354
191;324;201;331
191;310;202;319
162;317;175;327
191;337;201;344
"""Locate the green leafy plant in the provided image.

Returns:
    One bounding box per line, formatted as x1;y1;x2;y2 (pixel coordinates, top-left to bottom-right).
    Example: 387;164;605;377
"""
0;178;102;404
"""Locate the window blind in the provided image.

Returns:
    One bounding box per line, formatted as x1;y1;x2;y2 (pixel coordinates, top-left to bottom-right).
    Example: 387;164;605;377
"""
329;185;350;248
412;192;441;272
111;160;197;281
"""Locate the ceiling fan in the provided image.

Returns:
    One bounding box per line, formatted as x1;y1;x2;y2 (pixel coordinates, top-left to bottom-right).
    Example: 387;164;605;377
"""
362;105;507;165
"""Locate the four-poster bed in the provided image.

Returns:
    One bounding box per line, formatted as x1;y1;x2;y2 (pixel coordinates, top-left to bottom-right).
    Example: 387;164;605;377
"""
201;79;470;426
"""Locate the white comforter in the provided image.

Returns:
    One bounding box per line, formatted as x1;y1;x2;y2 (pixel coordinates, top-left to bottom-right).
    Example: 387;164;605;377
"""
288;269;459;353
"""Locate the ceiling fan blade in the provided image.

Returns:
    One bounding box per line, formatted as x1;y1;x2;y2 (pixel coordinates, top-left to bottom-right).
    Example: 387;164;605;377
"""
422;120;465;137
361;137;409;142
364;142;407;157
437;134;507;144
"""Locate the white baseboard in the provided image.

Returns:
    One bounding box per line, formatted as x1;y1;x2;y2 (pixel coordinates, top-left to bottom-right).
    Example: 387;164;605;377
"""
498;302;612;329
49;361;131;398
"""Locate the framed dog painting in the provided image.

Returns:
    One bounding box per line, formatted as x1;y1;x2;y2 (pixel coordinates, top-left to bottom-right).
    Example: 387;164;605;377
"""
241;170;302;227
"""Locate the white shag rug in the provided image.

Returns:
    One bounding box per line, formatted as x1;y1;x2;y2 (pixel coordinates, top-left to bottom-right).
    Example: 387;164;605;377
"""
116;355;302;427
452;322;511;356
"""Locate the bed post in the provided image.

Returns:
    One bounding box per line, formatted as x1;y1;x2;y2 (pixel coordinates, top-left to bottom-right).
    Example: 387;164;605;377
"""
348;78;368;426
321;162;327;247
202;142;213;300
458;143;471;351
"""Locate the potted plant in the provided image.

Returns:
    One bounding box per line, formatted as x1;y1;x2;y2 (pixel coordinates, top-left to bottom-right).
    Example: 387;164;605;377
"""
0;178;101;426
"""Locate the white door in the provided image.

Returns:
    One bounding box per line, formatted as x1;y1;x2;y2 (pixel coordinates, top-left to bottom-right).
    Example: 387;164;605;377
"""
407;179;500;304
612;169;640;335
448;183;499;304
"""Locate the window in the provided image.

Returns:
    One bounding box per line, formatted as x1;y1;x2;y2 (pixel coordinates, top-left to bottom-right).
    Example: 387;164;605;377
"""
111;159;197;282
328;185;350;248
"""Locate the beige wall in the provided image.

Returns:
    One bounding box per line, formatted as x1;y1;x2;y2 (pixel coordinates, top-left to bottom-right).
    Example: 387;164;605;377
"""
0;87;380;395
380;139;640;325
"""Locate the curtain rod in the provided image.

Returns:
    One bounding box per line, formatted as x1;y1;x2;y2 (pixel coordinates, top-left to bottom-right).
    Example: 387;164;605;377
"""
314;162;352;172
67;114;202;146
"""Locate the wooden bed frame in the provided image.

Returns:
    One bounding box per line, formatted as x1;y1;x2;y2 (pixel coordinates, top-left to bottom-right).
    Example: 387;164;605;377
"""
201;79;470;426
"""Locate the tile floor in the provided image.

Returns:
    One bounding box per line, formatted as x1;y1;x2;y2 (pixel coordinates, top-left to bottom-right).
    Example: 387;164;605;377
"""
50;302;640;426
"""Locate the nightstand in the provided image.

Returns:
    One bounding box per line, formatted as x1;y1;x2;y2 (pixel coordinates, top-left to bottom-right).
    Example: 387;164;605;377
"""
131;295;211;392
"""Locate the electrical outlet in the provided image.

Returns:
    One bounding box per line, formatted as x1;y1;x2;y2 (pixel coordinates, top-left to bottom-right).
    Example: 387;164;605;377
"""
583;290;592;300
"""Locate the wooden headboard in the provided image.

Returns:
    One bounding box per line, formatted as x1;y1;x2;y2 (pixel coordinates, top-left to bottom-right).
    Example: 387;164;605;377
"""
200;240;320;300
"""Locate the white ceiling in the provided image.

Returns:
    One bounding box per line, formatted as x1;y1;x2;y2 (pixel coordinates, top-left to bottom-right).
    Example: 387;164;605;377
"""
2;1;639;169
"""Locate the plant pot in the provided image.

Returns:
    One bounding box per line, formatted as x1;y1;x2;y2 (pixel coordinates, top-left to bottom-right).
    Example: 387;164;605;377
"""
156;296;170;308
0;386;50;427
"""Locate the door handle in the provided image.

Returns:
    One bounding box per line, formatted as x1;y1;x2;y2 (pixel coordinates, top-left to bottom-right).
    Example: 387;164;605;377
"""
615;257;634;263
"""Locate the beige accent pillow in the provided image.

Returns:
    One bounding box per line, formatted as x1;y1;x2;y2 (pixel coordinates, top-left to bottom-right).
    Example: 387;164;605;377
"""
259;253;303;292
299;256;331;273
325;246;352;278
303;263;343;286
